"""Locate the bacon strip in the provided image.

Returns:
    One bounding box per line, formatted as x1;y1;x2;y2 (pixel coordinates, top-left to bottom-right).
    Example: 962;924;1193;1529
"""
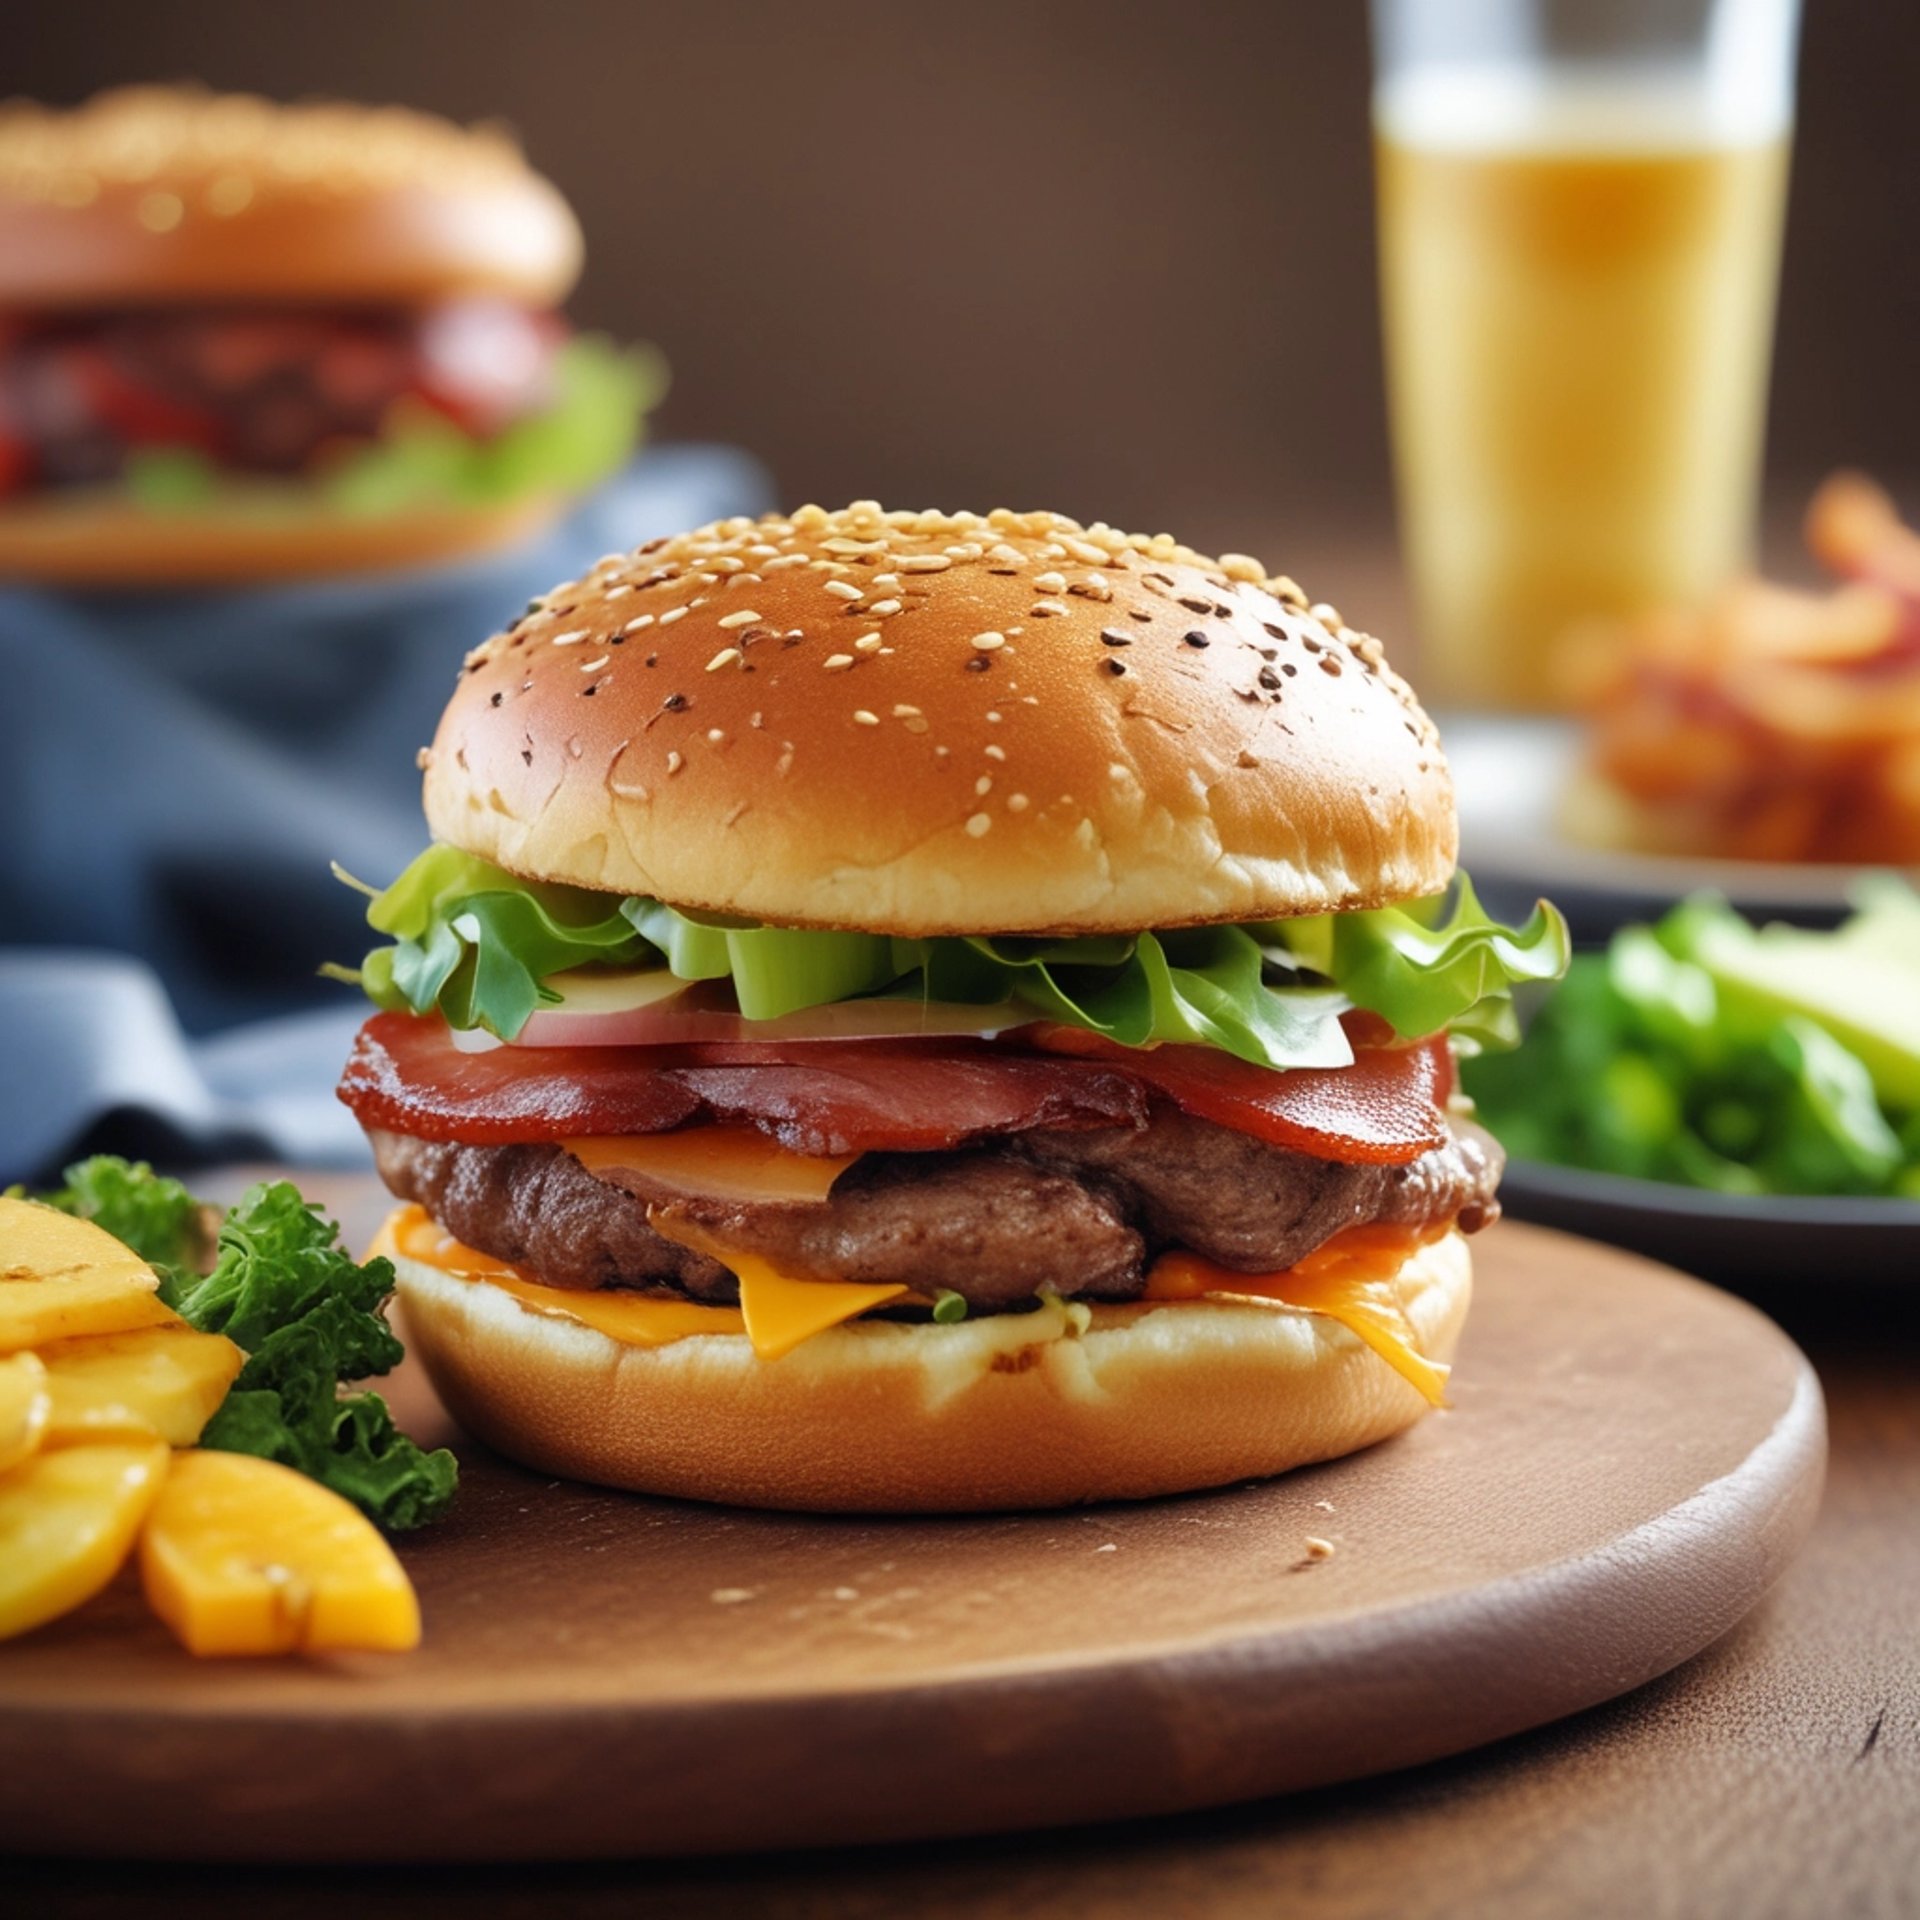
338;1012;1449;1164
339;1014;1147;1156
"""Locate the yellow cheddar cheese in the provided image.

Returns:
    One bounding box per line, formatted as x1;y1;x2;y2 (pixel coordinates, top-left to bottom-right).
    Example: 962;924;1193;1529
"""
1148;1226;1452;1407
563;1128;857;1204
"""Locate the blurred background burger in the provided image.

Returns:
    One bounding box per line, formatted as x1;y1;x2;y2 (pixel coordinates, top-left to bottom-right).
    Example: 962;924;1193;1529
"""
0;86;659;585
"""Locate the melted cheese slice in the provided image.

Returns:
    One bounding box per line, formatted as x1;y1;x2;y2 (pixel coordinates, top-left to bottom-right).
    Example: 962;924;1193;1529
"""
641;1212;907;1361
563;1130;857;1205
1147;1226;1451;1407
369;1206;744;1347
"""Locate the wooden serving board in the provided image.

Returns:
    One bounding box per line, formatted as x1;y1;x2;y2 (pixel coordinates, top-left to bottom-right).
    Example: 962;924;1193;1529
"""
0;1220;1823;1863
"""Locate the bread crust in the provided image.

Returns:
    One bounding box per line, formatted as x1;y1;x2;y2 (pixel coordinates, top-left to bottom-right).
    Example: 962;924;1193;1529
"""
0;87;580;307
0;488;568;587
424;504;1456;932
392;1232;1472;1513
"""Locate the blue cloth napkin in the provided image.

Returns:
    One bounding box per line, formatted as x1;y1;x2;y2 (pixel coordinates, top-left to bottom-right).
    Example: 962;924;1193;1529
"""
0;949;371;1183
1;445;772;1034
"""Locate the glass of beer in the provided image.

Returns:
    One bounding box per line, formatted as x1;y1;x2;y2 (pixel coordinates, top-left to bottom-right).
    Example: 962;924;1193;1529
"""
1372;0;1800;709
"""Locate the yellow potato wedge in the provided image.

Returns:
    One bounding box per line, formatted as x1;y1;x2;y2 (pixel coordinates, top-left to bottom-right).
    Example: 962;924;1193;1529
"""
0;1439;169;1641
140;1451;421;1657
0;1352;52;1473
0;1198;178;1352
40;1325;245;1447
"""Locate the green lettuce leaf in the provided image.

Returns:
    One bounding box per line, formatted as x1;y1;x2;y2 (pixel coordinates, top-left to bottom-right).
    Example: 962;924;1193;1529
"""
337;847;1565;1071
33;1161;457;1530
123;334;663;519
1260;877;1570;1055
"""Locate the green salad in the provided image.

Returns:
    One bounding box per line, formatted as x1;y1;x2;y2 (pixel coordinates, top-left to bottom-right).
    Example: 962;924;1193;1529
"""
1462;882;1920;1199
328;845;1570;1072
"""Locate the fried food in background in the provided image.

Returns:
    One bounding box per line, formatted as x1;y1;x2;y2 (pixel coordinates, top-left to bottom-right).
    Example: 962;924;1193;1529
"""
1563;474;1920;866
0;87;661;586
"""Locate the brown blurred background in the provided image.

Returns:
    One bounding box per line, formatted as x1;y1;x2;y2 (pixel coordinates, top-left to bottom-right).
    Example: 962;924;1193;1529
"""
15;0;1917;621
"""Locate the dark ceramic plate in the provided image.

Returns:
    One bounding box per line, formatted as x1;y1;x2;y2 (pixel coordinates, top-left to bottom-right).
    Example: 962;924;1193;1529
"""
1500;1157;1920;1289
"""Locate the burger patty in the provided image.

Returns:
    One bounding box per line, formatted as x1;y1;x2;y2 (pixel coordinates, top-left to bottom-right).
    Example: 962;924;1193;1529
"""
370;1109;1502;1314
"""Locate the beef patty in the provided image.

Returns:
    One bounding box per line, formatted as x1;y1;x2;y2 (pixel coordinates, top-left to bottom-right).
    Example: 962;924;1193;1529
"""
371;1108;1501;1315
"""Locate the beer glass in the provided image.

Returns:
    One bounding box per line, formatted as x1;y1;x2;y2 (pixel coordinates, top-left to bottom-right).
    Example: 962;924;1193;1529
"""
1373;0;1800;708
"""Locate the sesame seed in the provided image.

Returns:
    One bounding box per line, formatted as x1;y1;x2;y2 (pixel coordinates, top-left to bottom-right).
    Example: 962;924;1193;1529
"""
985;710;1003;722
489;691;503;707
975;775;994;796
623;614;655;633
1177;596;1213;615
1104;659;1127;676
708;727;726;744
707;647;743;672
965;813;992;837
666;750;684;774
853;710;880;726
900;553;951;572
1099;629;1132;647
965;656;992;673
551;629;590;646
579;655;610;673
984;743;1006;761
709;556;746;574
892;703;923;718
869;599;903;618
1007;793;1030;812
1319;655;1343;676
871;574;904;593
717;609;761;630
1062;537;1107;566
902;716;930;733
1258;666;1281;690
1033;571;1067;593
1183;631;1210;649
823;654;856;672
604;583;634;600
971;631;1007;652
659;606;689;626
845;633;880;655
1029;600;1069;618
824;579;864;601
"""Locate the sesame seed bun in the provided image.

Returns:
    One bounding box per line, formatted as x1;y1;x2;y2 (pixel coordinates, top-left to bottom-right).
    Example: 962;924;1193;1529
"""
424;504;1456;933
393;1231;1471;1513
0;87;581;308
0;485;571;588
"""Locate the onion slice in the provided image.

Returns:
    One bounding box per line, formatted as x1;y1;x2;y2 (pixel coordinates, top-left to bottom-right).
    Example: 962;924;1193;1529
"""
511;971;1029;1050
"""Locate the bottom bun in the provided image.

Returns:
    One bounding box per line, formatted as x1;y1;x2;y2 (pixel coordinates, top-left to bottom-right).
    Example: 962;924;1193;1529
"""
394;1233;1473;1513
0;488;568;587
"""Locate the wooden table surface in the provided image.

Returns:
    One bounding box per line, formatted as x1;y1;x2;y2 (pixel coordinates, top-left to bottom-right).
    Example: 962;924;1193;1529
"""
12;1170;1919;1917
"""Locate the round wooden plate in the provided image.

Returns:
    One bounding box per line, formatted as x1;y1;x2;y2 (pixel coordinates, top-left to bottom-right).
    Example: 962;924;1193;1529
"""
0;1221;1823;1862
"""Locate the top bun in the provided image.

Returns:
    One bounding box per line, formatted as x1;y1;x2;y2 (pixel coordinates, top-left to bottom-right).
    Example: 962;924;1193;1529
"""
0;87;581;308
424;504;1456;934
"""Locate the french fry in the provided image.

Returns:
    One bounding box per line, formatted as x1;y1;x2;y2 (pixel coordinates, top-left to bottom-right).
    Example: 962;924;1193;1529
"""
0;1440;169;1641
140;1450;422;1657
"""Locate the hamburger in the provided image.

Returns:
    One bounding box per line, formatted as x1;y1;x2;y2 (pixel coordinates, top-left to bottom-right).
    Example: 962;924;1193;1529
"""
337;502;1566;1512
0;87;658;586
